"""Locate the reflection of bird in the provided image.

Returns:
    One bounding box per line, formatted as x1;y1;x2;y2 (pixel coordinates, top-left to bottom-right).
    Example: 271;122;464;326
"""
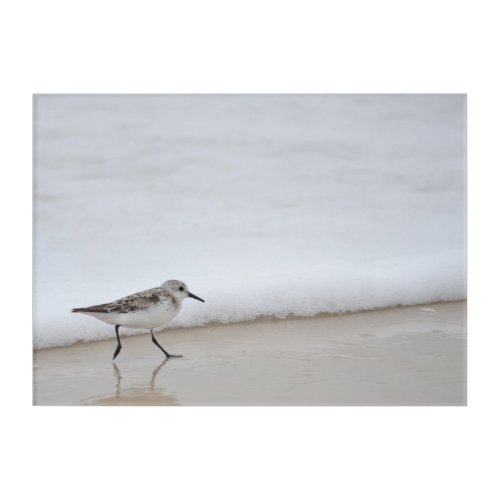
85;360;178;406
72;279;204;359
113;360;168;398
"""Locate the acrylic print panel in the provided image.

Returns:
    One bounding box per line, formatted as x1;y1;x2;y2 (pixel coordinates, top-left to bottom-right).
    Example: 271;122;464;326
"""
33;94;466;406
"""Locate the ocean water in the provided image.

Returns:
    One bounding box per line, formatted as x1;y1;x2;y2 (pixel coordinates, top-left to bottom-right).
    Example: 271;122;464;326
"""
33;95;466;349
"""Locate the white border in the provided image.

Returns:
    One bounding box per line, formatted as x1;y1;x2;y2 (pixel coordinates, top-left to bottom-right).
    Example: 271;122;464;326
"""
2;1;499;499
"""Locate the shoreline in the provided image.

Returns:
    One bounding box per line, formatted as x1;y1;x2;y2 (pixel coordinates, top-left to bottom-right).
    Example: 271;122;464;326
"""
33;300;466;406
34;299;465;352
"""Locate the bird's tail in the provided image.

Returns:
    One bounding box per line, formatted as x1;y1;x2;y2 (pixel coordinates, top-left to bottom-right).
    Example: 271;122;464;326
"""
71;306;109;313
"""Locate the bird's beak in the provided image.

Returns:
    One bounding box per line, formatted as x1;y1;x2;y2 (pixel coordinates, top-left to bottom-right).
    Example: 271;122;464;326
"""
188;292;205;302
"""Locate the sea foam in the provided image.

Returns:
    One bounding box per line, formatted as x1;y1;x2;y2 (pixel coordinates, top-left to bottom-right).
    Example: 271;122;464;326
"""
33;95;466;349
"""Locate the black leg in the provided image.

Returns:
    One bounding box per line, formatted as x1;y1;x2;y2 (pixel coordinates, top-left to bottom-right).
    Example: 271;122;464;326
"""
113;325;122;360
150;329;182;358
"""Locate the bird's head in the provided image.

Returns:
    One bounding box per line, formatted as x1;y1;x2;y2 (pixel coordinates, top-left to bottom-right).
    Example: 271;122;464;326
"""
161;279;205;302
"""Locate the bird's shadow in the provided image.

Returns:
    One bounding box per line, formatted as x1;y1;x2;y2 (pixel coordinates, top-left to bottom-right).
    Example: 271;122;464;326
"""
84;359;179;406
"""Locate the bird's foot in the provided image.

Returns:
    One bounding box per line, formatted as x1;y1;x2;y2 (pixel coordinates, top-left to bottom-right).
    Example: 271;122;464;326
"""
113;345;122;360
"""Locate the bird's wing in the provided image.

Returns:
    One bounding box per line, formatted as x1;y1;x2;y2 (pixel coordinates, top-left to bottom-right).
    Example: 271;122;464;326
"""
72;287;164;314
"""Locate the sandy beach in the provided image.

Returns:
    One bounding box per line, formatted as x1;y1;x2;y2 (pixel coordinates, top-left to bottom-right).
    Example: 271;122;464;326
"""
33;300;466;406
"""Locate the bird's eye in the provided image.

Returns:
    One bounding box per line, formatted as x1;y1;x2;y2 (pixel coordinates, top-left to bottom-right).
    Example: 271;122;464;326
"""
179;286;184;292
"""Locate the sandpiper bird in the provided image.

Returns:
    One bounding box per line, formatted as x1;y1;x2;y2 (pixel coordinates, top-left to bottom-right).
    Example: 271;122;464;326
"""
72;279;204;360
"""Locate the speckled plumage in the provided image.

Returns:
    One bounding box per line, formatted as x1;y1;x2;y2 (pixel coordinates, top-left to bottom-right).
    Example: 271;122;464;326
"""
72;286;178;315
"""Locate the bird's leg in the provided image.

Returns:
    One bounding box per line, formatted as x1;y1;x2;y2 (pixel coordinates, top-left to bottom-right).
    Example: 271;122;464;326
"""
150;329;183;358
113;325;122;360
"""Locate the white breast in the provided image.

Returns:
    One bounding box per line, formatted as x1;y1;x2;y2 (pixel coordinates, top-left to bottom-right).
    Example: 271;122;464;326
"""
82;302;182;330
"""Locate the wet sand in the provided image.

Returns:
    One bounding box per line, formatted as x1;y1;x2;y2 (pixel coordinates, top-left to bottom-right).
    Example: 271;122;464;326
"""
33;301;466;406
